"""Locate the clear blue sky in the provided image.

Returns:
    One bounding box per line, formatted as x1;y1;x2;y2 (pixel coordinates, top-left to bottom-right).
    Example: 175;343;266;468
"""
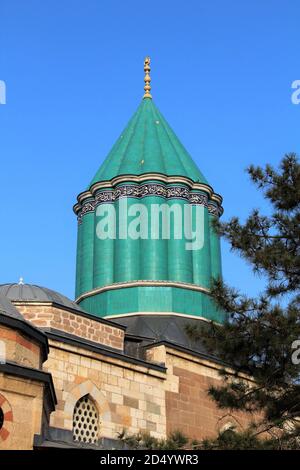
1;0;299;300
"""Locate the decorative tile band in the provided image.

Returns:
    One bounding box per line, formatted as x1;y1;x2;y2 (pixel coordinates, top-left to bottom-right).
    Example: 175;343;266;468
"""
207;203;220;217
77;183;222;222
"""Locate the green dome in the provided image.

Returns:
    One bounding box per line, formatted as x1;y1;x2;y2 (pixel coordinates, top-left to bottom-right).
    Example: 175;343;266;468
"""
90;99;208;185
74;92;224;323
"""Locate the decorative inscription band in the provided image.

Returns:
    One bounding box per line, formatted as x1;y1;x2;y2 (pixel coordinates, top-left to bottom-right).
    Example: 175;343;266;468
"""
78;183;221;221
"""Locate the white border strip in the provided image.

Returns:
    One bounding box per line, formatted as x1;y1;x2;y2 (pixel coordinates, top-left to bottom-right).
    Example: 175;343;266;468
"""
104;311;220;324
76;280;210;303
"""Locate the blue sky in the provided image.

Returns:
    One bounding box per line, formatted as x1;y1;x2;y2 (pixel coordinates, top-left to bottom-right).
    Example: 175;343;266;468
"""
0;0;299;300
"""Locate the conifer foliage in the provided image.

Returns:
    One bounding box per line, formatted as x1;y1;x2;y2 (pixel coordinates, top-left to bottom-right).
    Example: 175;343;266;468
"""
187;153;300;449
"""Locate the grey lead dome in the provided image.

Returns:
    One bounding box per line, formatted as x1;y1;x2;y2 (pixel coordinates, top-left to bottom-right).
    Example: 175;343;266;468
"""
0;283;82;312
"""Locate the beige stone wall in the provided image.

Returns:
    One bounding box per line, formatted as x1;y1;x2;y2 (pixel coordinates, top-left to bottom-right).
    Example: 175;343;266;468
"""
0;374;44;449
0;325;41;369
44;338;167;440
16;303;124;351
44;340;254;444
0;308;258;447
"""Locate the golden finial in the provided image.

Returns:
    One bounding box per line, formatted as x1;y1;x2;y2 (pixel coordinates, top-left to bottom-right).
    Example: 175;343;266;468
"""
143;56;152;99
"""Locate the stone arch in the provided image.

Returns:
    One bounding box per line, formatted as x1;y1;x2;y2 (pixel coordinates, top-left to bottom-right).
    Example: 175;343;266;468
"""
63;380;111;430
216;415;243;434
73;394;99;444
0;393;13;443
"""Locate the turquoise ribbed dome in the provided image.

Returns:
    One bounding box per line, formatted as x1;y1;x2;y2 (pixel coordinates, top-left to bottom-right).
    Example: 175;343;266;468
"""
75;96;224;323
90;99;208;185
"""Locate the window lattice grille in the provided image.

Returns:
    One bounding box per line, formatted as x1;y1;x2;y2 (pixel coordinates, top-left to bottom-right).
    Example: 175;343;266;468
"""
73;395;99;444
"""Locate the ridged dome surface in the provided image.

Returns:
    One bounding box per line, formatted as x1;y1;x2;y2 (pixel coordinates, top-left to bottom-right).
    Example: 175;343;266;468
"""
90;99;208;185
75;96;223;322
0;283;82;312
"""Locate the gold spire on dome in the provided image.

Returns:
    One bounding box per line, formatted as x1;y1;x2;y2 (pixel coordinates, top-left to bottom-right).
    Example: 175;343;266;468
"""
143;56;152;99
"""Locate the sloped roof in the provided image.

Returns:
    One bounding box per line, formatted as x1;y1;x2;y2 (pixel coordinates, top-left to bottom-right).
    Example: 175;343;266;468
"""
0;293;24;320
90;98;208;185
117;314;214;357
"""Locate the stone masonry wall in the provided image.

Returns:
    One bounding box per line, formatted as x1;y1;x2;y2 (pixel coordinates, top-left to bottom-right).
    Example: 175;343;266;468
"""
15;303;124;351
147;345;255;441
0;375;44;449
0;324;41;369
44;338;167;440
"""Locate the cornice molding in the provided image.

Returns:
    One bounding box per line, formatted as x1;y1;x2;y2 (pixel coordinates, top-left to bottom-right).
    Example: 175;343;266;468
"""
12;301;126;330
76;280;211;303
0;362;57;410
105;311;215;323
47;330;167;374
74;173;223;220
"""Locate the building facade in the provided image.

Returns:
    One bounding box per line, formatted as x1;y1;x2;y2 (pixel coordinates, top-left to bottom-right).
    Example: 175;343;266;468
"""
0;59;250;449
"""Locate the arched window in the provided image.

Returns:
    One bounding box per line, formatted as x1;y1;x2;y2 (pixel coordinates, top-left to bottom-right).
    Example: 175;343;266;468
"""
220;422;235;433
73;394;99;444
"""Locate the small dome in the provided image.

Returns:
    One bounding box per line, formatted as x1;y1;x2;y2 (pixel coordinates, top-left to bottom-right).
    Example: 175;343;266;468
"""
0;283;82;312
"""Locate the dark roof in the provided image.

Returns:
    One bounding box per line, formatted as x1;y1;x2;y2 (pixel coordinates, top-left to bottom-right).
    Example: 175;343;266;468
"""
0;283;126;330
44;328;166;372
117;314;205;344
0;293;24;320
116;314;213;356
0;283;83;312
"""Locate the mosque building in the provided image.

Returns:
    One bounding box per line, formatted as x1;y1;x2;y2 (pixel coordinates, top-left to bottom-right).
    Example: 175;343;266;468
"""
0;58;250;449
